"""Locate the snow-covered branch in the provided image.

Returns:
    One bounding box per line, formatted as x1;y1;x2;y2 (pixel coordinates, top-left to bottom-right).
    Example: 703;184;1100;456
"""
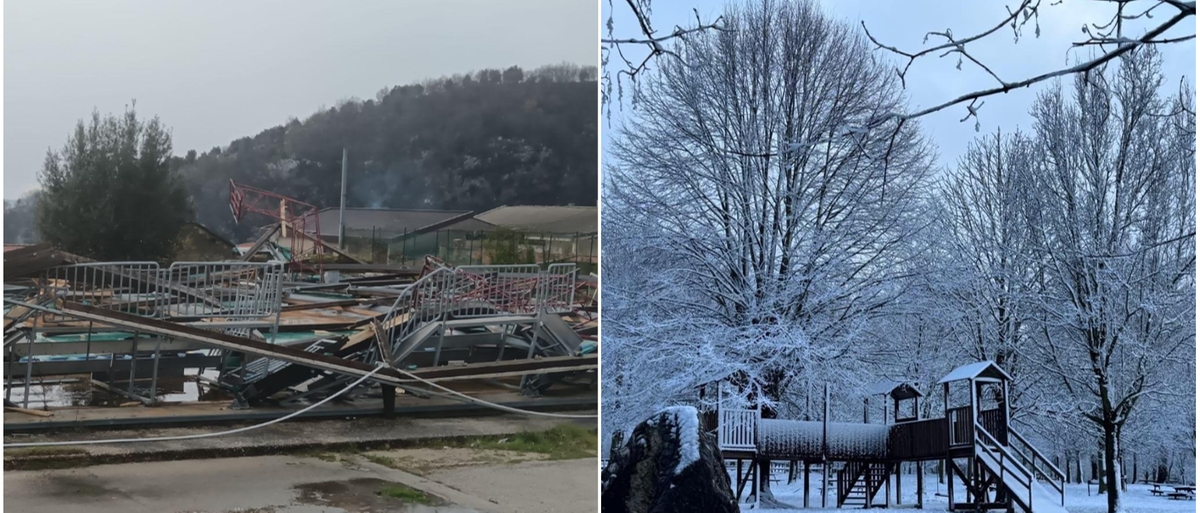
861;0;1194;127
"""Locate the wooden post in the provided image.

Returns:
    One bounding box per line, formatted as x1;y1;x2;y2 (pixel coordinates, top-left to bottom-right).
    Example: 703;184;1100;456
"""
947;458;955;511
917;461;924;509
750;458;758;502
804;461;811;507
822;461;828;508
1002;379;1011;446
822;384;829;508
886;464;891;507
897;462;902;504
943;382;949;417
969;378;978;428
968;457;976;505
736;459;744;500
381;384;395;419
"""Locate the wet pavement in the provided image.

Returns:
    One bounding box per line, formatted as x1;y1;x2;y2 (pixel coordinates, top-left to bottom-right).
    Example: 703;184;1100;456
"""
4;453;586;512
5;414;595;464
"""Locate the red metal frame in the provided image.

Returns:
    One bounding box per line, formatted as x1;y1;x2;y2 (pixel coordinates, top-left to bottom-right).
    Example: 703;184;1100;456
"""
229;179;325;274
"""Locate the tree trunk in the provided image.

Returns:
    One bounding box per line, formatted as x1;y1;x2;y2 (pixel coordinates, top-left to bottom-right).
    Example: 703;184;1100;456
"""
758;458;775;502
1102;421;1121;513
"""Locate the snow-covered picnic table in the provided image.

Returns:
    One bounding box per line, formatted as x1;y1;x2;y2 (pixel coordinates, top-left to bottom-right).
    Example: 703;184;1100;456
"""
1148;483;1194;500
1167;485;1195;500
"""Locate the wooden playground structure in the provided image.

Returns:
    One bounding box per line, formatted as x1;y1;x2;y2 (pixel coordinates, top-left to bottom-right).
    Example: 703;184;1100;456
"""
714;361;1067;512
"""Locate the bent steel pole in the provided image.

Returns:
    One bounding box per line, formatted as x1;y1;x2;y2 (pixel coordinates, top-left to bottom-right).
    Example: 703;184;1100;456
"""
12;300;597;388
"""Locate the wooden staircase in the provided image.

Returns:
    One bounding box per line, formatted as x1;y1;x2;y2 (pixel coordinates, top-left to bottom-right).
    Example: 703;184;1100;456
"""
837;461;892;508
971;422;1068;513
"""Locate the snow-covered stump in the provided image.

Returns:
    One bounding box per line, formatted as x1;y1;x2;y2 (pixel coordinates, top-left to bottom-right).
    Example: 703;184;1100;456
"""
601;406;738;513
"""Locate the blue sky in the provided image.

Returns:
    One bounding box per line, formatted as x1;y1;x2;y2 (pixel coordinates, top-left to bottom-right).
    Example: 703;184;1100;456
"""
602;0;1196;172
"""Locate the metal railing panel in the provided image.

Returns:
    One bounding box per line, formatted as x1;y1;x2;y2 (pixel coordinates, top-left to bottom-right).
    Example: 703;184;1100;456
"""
164;262;285;320
376;263;587;365
539;263;578;314
39;262;164;318
456;265;542;317
380;267;458;356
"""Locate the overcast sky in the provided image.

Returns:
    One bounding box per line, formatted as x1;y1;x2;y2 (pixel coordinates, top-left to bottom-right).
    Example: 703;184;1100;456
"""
4;0;598;199
602;0;1195;173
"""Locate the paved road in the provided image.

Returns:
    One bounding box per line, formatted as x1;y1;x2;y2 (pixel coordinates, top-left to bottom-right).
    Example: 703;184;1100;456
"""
4;454;595;513
429;458;598;513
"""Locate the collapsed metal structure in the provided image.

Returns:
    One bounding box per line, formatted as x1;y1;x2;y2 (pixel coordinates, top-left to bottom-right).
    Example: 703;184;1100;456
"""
4;254;597;412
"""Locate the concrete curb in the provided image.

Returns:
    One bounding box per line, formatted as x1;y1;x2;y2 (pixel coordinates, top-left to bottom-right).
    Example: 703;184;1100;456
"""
4;396;596;433
5;414;597;471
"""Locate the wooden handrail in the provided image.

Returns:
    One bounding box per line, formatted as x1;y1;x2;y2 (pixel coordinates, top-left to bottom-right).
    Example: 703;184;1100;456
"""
975;422;1034;483
1010;428;1066;506
1011;429;1067;481
1012;450;1060;492
976;421;1037;510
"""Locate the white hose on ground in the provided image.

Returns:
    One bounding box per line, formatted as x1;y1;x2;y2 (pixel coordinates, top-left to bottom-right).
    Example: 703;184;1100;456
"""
4;365;385;448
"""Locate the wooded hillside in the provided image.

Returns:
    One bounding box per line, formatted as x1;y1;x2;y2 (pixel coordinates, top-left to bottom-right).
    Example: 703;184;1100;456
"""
178;63;597;242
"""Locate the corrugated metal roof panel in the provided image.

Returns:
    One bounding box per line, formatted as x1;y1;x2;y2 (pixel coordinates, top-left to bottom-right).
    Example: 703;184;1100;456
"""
311;208;472;237
475;205;597;233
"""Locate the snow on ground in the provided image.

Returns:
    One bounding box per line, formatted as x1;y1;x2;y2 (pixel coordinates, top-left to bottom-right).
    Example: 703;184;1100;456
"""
732;466;1195;512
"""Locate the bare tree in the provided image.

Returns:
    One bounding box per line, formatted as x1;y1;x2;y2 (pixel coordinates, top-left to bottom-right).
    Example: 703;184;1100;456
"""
604;0;936;503
863;0;1195;129
1025;47;1194;513
935;130;1045;416
601;0;727;111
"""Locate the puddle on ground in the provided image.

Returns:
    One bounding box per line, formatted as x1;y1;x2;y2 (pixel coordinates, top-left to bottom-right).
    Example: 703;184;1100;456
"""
42;474;120;497
9;368;229;408
294;478;479;512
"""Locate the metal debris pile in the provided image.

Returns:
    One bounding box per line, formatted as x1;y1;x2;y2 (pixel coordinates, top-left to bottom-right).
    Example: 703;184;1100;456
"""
4;247;598;414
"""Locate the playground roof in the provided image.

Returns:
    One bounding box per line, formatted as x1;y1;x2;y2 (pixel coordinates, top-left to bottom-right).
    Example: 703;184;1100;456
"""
937;361;1013;384
867;381;924;399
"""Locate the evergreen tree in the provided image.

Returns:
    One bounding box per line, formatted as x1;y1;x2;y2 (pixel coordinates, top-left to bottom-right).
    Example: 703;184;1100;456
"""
37;105;191;261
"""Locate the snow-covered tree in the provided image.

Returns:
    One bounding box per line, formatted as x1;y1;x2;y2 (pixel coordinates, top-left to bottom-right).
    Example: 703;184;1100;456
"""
935;130;1044;418
603;0;937;502
600;4;1194;512
1024;47;1195;512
